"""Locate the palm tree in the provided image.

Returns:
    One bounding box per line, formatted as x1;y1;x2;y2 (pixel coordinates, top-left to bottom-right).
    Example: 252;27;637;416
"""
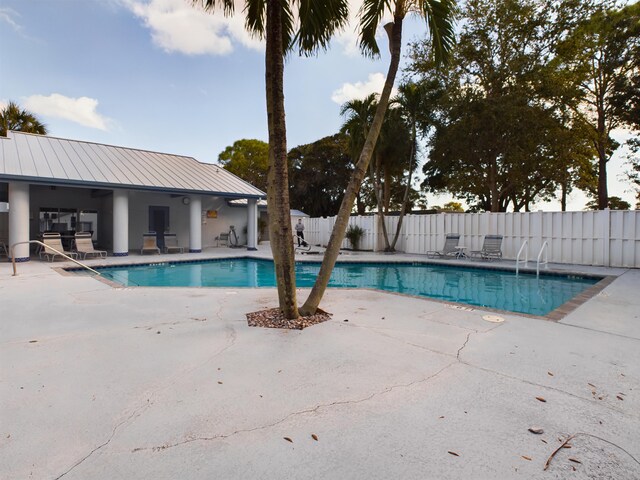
386;80;437;251
340;94;378;212
300;0;457;315
197;0;349;319
0;101;48;137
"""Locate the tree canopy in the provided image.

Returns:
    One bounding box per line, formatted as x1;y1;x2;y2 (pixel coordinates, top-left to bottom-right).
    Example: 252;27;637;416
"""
288;134;353;217
218;139;269;192
1;101;48;137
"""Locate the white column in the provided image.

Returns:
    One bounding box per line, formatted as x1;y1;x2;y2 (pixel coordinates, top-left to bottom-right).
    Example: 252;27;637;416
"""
8;182;30;261
113;189;129;256
189;196;202;252
246;198;258;251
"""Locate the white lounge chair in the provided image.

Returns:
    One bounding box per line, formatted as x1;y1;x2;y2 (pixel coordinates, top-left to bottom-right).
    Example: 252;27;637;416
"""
75;232;107;259
164;233;184;253
40;232;79;262
141;233;161;254
426;233;460;259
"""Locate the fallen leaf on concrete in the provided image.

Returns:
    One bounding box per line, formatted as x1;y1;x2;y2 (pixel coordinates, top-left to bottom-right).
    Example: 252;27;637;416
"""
616;395;624;401
587;383;596;388
311;434;318;441
541;439;548;444
569;457;581;464
522;456;532;461
439;416;445;419
29;340;38;343
343;319;349;322
447;451;459;457
572;466;576;471
284;437;293;443
536;396;547;403
217;381;223;385
562;445;572;449
547;371;554;376
528;427;544;434
156;331;161;334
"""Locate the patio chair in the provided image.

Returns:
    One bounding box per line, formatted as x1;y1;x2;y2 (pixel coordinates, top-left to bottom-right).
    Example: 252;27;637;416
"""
215;232;230;247
426;233;460;259
163;233;184;254
75;232;107;259
40;232;79;262
469;235;503;261
141;232;161;255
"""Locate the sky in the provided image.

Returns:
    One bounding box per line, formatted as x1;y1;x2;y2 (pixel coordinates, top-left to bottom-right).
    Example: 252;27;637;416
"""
0;0;636;211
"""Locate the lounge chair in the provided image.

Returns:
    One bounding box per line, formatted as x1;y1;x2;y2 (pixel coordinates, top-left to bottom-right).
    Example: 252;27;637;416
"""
141;233;161;254
469;235;503;261
75;232;107;259
40;232;79;262
164;233;184;253
426;233;460;259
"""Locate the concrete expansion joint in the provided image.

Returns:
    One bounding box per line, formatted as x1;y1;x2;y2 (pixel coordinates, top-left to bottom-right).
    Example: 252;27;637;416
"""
131;362;458;454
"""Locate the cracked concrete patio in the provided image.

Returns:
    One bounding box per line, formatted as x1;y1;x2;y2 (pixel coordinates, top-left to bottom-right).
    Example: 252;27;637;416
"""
1;254;639;479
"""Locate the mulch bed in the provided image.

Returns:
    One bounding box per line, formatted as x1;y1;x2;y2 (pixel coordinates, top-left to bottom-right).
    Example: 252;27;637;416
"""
246;307;332;330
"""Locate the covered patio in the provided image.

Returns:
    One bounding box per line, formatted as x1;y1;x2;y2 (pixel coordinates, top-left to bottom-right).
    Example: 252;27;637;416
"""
0;131;265;261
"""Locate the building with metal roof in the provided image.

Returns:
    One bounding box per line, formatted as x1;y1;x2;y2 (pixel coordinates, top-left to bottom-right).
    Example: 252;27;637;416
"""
0;131;265;261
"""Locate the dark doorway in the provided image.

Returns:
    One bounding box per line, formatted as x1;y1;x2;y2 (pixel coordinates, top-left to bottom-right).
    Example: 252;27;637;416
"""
149;206;170;249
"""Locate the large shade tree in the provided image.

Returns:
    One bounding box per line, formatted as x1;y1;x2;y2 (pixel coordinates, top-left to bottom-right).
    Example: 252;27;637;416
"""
198;0;349;319
0;101;48;137
300;0;457;315
218;139;269;192
552;0;640;209
288;133;353;217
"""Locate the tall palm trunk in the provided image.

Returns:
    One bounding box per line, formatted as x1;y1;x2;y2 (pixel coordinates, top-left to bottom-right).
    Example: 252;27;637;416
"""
265;0;298;319
390;120;417;251
300;17;403;316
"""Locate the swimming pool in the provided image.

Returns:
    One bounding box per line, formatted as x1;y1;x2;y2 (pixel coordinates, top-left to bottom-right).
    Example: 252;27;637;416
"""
81;258;602;317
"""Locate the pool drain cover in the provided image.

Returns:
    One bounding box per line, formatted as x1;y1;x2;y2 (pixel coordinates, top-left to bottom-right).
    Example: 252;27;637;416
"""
482;315;505;323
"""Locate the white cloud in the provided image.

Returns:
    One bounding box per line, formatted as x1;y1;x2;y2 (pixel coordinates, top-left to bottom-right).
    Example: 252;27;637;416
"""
0;7;22;32
122;0;262;56
24;94;111;131
331;73;397;105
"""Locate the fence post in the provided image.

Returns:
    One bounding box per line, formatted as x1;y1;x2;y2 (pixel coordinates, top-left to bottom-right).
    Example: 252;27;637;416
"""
603;208;611;267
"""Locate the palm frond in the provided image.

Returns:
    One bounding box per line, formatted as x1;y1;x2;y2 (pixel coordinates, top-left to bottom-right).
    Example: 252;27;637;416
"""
358;0;392;58
196;0;235;16
294;0;350;56
420;0;458;65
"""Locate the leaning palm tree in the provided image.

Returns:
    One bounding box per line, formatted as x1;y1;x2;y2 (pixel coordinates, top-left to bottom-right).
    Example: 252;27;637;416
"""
300;0;457;315
196;0;349;319
0;101;48;137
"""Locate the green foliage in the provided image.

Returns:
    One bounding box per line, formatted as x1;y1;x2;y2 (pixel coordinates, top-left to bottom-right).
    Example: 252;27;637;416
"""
288;134;353;217
410;0;606;212
218;139;269;192
551;0;640;209
0;101;48;137
345;224;365;250
585;196;631;210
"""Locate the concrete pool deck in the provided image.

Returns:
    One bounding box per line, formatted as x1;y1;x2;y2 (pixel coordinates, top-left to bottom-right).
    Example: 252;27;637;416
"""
1;248;639;479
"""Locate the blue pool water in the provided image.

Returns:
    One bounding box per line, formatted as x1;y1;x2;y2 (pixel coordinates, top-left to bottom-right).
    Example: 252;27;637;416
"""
85;258;601;316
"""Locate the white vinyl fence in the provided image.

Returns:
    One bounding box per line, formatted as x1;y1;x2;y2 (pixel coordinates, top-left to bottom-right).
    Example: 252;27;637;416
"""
305;210;640;268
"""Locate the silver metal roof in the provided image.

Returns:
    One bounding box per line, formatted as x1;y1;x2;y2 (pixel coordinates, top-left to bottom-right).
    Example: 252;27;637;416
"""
0;131;265;198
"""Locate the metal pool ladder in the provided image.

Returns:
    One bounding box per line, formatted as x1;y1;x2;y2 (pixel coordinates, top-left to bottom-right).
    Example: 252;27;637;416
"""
516;240;528;275
9;240;101;277
536;241;549;278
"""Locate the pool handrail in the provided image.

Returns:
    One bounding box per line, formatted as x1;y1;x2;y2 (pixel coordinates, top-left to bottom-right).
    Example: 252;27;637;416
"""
516;240;528;275
10;240;101;277
536;241;549;277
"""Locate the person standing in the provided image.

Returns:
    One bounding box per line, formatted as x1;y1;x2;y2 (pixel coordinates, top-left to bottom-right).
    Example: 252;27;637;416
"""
295;219;306;246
